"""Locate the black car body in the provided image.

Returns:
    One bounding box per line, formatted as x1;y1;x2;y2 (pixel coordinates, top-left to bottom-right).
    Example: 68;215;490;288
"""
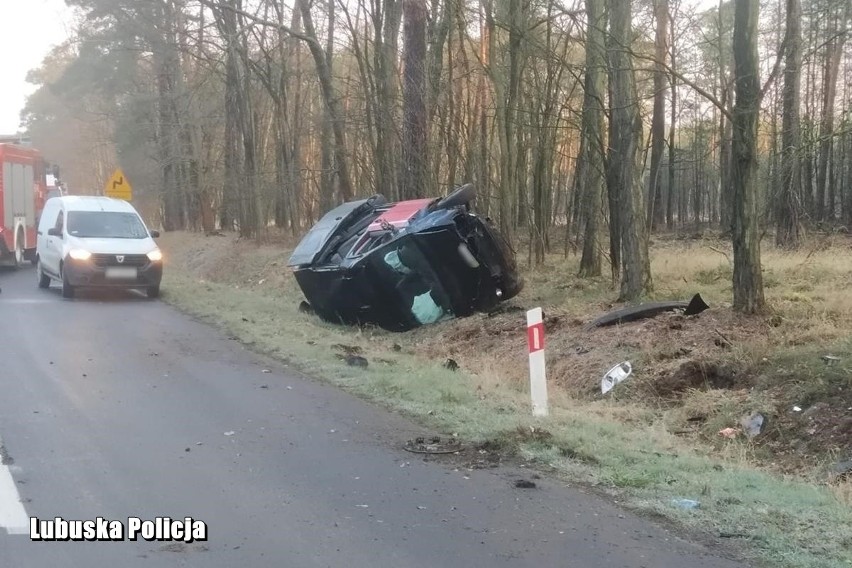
287;184;523;332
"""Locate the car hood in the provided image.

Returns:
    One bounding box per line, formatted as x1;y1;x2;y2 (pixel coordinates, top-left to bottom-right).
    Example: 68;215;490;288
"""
65;236;158;254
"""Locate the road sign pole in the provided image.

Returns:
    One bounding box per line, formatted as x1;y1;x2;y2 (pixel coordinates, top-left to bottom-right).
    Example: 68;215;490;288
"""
526;308;549;417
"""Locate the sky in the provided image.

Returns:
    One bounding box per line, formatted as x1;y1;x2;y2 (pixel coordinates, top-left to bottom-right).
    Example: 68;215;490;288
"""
0;0;75;134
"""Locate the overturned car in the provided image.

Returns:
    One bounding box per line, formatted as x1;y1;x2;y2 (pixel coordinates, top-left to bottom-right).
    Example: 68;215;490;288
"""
287;184;523;332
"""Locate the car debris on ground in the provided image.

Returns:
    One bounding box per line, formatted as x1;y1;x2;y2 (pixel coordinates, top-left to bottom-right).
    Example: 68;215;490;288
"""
585;293;709;330
341;354;369;368
601;361;633;394
288;184;523;332
831;459;852;481
671;498;701;510
821;354;841;365
403;437;463;454
740;413;766;438
718;427;740;439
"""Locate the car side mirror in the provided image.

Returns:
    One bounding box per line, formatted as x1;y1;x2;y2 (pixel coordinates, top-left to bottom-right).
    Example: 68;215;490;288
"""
150;230;160;238
48;228;62;237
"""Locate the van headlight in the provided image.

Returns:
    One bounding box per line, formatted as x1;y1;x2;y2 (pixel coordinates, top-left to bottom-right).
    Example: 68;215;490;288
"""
147;249;163;262
68;249;92;261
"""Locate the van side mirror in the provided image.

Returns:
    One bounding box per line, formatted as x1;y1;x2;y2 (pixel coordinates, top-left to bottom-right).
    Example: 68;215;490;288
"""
48;228;62;237
150;230;160;238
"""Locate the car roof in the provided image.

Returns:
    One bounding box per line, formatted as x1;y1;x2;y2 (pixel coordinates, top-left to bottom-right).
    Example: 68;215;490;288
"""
50;196;138;213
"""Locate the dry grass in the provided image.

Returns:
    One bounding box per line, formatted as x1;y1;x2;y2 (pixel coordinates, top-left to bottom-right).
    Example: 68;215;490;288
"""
832;479;852;507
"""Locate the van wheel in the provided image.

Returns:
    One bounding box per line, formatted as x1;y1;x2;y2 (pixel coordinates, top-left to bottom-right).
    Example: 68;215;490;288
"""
61;266;75;299
37;260;50;289
147;285;160;299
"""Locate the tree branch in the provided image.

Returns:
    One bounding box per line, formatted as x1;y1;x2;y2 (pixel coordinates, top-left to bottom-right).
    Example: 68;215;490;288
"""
758;12;792;100
628;49;732;121
197;0;318;49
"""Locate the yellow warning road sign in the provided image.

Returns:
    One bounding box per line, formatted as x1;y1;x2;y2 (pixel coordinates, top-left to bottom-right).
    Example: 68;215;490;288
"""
105;169;133;200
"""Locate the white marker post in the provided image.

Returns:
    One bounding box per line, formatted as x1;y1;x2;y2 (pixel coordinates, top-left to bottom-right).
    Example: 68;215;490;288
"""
526;308;549;417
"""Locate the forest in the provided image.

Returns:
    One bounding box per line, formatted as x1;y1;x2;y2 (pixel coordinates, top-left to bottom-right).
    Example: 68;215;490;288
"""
21;0;852;313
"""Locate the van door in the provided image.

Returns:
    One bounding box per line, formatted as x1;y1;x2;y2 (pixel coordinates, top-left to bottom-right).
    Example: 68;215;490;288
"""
36;201;56;263
41;207;64;276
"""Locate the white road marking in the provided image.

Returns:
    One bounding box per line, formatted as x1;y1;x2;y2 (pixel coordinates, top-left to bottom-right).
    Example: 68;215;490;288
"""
2;299;53;304
0;462;29;535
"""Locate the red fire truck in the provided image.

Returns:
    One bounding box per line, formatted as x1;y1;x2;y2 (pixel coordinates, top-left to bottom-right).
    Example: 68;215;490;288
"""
0;143;48;267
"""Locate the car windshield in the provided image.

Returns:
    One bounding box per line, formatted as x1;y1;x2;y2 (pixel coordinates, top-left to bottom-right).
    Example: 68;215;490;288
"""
67;211;149;239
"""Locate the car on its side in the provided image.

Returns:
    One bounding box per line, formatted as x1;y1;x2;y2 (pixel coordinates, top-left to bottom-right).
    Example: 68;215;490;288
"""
287;184;523;332
35;196;163;299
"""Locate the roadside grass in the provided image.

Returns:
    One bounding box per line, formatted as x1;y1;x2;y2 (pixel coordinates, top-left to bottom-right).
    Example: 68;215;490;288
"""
159;231;852;568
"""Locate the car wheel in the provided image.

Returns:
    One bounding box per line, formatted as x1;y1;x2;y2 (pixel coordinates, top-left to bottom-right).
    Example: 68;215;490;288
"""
147;285;160;299
61;265;75;299
434;183;476;211
37;260;51;289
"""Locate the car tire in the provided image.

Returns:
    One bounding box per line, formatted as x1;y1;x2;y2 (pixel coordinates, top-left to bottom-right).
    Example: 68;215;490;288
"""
61;265;75;299
37;260;50;289
434;183;476;211
147;285;160;299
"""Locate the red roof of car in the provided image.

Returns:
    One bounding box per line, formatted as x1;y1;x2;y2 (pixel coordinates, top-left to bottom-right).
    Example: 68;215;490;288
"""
367;198;433;232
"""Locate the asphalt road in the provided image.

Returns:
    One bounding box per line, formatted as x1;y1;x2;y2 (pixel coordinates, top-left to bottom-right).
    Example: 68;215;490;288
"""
0;267;749;568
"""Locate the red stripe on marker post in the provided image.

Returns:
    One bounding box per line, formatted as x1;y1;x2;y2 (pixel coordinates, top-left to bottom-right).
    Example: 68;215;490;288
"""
526;308;549;417
527;322;545;353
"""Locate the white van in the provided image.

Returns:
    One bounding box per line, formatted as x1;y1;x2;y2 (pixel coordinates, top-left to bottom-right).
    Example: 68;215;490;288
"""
35;196;163;299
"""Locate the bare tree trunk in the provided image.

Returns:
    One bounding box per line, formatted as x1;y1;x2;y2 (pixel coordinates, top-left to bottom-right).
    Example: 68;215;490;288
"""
842;130;848;224
692;116;701;225
299;0;353;201
220;48;239;230
777;0;803;248
477;0;491;216
374;0;402;197
815;0;849;222
214;0;259;237
319;0;335;211
490;0;524;239
156;0;187;232
578;0;606;277
607;0;652;300
718;0;733;232
666;4;677;230
401;0;428;199
647;0;668;231
731;0;765;313
239;68;259;237
528;1;565;264
426;0;452;126
803;14;817;219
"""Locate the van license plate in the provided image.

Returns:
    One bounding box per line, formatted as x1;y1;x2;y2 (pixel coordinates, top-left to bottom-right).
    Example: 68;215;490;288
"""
105;267;138;279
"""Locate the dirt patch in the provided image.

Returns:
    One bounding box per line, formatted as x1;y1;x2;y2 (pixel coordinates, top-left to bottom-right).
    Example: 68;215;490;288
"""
652;360;741;397
416;305;763;399
760;394;852;474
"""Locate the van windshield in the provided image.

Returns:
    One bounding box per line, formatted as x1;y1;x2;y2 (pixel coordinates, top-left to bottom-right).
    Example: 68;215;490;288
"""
67;211;149;239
